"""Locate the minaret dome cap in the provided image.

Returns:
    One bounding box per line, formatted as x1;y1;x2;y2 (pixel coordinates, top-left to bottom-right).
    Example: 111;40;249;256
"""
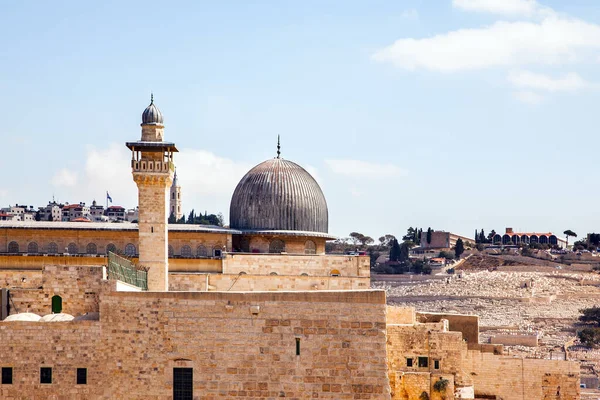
141;93;164;125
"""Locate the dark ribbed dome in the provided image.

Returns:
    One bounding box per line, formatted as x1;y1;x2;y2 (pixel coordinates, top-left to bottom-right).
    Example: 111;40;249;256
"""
230;158;328;233
141;95;163;125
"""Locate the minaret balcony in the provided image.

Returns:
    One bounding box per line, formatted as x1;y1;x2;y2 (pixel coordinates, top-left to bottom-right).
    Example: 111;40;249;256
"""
131;160;175;173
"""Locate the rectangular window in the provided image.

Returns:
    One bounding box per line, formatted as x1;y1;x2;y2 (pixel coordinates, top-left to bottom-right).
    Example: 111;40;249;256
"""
296;338;301;356
77;368;87;385
1;367;12;384
173;368;193;400
418;357;428;368
406;358;413;367
40;367;52;384
434;360;440;370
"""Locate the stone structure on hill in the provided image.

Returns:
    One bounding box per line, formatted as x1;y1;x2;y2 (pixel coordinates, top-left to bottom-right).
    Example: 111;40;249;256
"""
0;97;581;399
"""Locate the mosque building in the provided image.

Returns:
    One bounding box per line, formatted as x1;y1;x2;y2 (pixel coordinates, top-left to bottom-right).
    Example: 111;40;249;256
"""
0;97;581;399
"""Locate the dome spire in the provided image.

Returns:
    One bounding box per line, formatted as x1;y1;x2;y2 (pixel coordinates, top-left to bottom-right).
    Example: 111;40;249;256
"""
277;135;281;159
150;92;154;104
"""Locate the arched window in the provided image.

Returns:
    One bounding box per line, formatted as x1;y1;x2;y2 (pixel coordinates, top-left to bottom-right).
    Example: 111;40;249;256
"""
181;245;192;258
502;235;511;245
269;239;285;254
124;243;136;257
330;269;341;277
47;242;58;254
168;245;174;257
530;235;539;244
539;235;548;244
269;272;278;276
549;235;558;246
86;243;97;255
8;241;19;253
301;273;309;276
238;237;250;253
67;243;78;254
27;242;39;254
106;243;117;255
51;295;62;314
304;240;316;255
196;245;207;257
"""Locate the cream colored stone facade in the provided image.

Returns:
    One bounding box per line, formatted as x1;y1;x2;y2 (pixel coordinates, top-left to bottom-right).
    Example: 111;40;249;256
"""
134;173;172;291
0;264;582;399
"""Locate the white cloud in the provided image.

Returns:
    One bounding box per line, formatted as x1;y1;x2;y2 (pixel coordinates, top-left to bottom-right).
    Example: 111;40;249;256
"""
51;143;251;220
452;0;543;16
372;16;600;72
513;90;544;104
400;9;419;20
325;159;407;179
51;168;78;188
176;148;251;198
508;70;592;92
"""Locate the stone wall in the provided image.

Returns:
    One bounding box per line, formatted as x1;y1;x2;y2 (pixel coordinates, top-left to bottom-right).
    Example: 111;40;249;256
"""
387;306;416;325
0;253;371;278
7;265;105;316
0;226;230;255
417;312;479;346
222;253;370;277
0;290;392;399
387;323;471;391
465;351;580;400
169;272;370;291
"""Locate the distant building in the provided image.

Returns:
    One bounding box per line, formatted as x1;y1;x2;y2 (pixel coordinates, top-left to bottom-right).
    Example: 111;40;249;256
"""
420;231;474;250
38;201;62;221
0;205;35;222
89;201;106;222
491;228;567;248
170;169;182;220
125;207;138;222
61;203;91;222
105;205;126;221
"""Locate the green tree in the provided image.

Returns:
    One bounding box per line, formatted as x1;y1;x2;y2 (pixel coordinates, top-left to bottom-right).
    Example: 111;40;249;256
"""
579;307;600;325
589;233;600;249
455;238;465;259
399;242;410;262
426;227;432;244
578;327;600;348
402;227;416;242
187;209;195;224
564;230;577;248
168;211;176;224
389;239;401;261
177;215;186;224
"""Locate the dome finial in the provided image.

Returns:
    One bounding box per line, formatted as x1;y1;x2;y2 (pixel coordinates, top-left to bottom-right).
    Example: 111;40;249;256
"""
150;92;154;104
277;135;281;159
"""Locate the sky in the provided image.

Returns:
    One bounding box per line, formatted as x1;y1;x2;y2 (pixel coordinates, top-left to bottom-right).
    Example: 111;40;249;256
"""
1;0;600;241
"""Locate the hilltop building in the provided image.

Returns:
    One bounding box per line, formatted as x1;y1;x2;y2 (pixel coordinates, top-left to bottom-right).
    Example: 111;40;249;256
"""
492;228;567;248
0;97;580;399
170;169;183;221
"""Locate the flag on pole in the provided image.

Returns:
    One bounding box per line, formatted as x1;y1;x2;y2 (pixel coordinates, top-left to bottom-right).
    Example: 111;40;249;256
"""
106;191;113;203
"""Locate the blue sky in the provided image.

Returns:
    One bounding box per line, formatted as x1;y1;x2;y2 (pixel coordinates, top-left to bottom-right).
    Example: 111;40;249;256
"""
1;0;599;240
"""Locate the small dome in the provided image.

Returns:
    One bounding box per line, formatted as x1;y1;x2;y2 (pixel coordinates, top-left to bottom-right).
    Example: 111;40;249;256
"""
4;312;41;322
142;94;164;125
230;158;328;233
40;313;74;322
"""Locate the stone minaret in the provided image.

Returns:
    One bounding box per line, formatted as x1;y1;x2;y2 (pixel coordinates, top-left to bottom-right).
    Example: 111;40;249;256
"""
170;169;182;221
126;95;178;291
